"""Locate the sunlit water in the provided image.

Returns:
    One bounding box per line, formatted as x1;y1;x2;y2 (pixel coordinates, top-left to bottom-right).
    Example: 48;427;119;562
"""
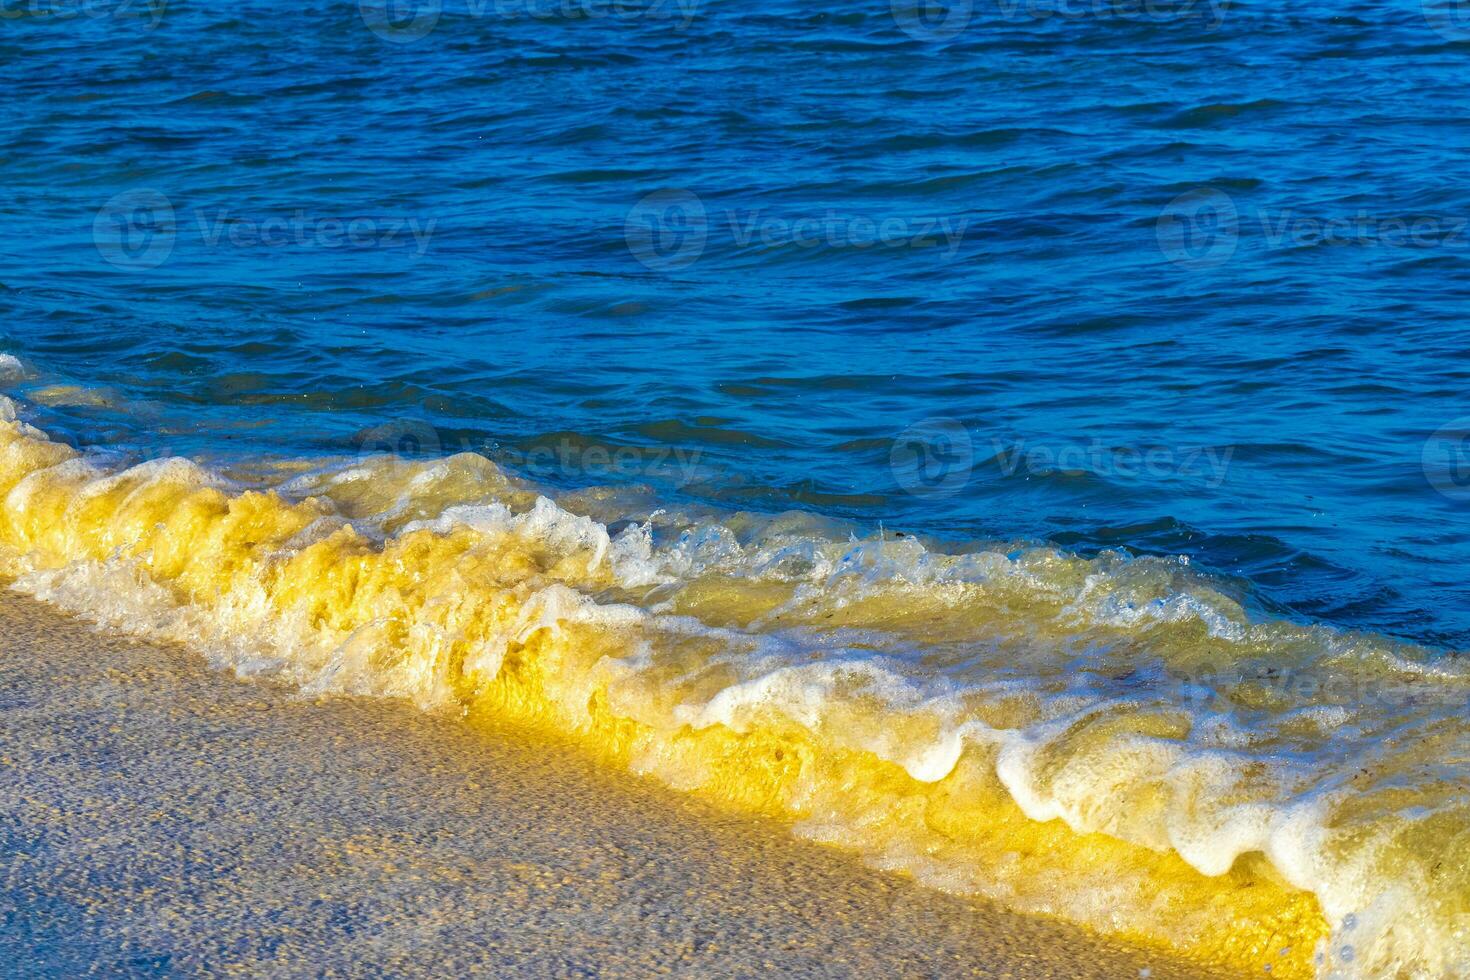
2;1;1469;975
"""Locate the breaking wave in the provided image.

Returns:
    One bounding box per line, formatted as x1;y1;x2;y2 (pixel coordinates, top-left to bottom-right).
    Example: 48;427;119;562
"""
0;389;1465;978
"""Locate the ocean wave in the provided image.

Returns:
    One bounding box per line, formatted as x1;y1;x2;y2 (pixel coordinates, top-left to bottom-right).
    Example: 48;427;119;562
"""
0;393;1465;978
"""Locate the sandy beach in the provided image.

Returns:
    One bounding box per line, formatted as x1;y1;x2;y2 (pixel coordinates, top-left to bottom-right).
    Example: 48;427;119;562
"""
0;591;1226;978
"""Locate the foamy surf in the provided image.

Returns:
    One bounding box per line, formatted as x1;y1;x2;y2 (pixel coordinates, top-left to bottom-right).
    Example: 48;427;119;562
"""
0;391;1465;978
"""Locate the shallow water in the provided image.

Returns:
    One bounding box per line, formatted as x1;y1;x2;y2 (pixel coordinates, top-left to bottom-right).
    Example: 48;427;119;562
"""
2;1;1469;976
0;395;1465;975
2;592;1215;979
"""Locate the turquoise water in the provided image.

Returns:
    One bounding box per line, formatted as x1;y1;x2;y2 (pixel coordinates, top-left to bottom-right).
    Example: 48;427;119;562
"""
1;2;1467;647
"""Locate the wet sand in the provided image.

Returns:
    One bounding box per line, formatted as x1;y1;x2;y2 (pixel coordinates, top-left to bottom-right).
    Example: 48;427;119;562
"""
0;591;1226;978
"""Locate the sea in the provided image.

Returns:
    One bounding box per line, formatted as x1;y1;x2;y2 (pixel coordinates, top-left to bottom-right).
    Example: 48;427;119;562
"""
1;1;1468;975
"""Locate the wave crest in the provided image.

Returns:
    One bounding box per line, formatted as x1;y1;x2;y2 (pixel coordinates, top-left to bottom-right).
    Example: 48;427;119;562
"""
0;406;1465;977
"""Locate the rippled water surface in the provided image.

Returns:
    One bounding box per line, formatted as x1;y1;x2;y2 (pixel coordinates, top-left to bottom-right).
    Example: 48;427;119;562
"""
2;0;1468;647
3;3;1470;976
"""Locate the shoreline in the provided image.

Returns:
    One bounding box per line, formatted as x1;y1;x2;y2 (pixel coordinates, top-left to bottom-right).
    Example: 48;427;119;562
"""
0;590;1224;978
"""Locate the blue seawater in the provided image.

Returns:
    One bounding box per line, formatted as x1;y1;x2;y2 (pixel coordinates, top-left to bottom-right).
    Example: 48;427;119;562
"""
2;0;1467;647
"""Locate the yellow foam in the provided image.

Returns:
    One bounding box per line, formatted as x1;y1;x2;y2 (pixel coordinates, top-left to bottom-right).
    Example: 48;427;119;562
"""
0;419;1334;976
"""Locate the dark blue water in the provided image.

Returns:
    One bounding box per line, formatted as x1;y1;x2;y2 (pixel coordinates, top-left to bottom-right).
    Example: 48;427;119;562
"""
1;0;1467;647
